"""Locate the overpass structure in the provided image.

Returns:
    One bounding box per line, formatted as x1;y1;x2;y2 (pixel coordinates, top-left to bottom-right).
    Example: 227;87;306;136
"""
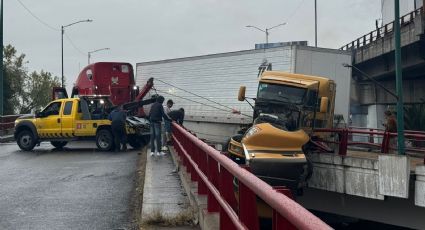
341;7;425;130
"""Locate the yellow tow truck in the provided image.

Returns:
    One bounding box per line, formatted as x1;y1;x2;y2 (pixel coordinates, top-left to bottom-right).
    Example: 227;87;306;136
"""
14;96;151;151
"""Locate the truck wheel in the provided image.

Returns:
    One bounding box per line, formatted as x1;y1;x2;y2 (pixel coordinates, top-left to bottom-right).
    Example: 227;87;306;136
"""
96;129;114;151
51;141;68;149
128;135;145;149
17;130;36;151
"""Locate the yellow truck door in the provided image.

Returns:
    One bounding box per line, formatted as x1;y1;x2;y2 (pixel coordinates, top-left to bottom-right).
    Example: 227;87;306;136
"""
73;99;110;137
36;101;63;138
61;100;75;137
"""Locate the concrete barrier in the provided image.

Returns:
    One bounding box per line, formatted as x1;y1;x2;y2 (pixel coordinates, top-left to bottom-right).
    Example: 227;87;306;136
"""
169;147;219;230
415;165;425;207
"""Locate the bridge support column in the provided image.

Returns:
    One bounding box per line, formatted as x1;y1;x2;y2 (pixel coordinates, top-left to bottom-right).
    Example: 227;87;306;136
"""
378;154;410;198
415;165;425;207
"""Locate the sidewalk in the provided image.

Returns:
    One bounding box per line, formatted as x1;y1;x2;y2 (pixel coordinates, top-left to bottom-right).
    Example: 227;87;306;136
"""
141;148;192;224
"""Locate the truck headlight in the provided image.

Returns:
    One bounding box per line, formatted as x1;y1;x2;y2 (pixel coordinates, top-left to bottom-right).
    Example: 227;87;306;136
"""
230;143;243;155
242;144;250;165
244;126;261;138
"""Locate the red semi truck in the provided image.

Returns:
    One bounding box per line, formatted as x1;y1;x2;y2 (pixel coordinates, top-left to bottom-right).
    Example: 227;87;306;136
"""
54;62;154;117
71;62;138;105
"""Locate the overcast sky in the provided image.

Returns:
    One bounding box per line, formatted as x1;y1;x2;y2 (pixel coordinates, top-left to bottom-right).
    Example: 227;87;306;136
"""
6;0;382;90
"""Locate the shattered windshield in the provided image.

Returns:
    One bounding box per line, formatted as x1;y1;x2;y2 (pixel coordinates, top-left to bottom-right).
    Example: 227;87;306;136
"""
257;83;306;105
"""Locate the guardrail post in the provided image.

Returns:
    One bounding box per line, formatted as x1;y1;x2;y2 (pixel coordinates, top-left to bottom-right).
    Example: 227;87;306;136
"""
272;187;296;230
219;166;238;212
207;155;220;212
197;147;208;195
238;165;259;230
381;131;390;153
369;128;374;143
190;142;199;183
219;166;238;230
338;129;348;156
182;137;191;175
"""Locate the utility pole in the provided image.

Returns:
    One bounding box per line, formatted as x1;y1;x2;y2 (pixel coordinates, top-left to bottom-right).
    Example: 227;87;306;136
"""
246;22;286;46
0;0;3;115
315;0;317;47
394;0;405;155
88;47;110;64
61;26;64;88
61;19;92;88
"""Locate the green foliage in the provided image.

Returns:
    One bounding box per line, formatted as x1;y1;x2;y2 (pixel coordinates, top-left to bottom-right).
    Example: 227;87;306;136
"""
20;71;61;114
3;45;61;114
4;45;26;114
404;104;425;131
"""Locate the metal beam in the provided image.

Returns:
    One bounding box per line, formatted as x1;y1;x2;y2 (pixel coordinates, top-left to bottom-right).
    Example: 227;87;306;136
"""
394;0;406;155
0;0;3;115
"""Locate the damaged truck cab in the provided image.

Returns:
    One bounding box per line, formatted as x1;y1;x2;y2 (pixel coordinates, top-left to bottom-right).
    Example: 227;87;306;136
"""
228;71;336;191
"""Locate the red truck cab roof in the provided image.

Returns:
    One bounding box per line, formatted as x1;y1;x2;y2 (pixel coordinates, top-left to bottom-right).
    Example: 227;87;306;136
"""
73;62;135;105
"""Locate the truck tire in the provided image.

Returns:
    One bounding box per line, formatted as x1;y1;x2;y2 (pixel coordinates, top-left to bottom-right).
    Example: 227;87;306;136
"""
96;129;114;151
51;141;68;149
17;130;37;151
128;135;145;149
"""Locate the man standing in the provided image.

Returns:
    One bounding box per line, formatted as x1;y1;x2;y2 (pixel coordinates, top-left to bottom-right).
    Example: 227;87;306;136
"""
384;110;397;133
149;96;170;156
108;105;127;152
384;110;397;152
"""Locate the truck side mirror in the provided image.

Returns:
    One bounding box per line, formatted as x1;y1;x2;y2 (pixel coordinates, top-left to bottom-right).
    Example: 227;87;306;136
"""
238;86;246;102
320;97;329;113
35;110;43;118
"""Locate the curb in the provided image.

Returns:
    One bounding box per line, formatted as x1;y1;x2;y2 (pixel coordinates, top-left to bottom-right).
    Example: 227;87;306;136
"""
169;147;219;230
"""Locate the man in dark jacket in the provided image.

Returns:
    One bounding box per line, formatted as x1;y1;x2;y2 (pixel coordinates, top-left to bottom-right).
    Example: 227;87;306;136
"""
168;108;185;125
108;105;127;152
149;96;170;156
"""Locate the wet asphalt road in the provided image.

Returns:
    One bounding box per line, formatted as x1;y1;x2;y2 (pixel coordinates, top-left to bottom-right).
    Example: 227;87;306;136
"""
0;141;140;230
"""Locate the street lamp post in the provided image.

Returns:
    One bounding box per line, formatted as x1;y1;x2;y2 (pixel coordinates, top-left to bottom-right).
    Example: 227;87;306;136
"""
246;22;286;45
61;19;92;87
88;48;110;64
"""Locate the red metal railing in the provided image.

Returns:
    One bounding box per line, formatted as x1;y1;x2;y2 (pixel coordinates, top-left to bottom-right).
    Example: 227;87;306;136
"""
171;123;331;230
340;7;423;51
314;127;425;160
0;115;21;131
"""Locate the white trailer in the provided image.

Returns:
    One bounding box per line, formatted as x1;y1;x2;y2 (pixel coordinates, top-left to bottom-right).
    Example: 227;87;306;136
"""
136;44;351;144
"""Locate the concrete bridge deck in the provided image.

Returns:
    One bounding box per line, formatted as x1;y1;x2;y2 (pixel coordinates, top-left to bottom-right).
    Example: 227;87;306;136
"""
303;150;425;229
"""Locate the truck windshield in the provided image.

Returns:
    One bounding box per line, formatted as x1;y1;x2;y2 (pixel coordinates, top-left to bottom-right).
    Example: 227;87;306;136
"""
257;83;306;105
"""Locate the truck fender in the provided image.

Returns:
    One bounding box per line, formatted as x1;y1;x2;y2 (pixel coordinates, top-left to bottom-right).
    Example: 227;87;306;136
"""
14;121;39;140
96;125;112;133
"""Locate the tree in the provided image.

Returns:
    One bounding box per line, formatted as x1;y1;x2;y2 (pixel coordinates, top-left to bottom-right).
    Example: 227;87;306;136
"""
404;103;425;132
3;44;26;115
19;71;61;113
3;45;61;114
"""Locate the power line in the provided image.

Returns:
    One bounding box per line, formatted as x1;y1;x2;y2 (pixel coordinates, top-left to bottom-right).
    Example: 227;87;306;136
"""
16;0;59;31
155;78;250;117
286;0;308;22
154;88;252;118
64;33;86;56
